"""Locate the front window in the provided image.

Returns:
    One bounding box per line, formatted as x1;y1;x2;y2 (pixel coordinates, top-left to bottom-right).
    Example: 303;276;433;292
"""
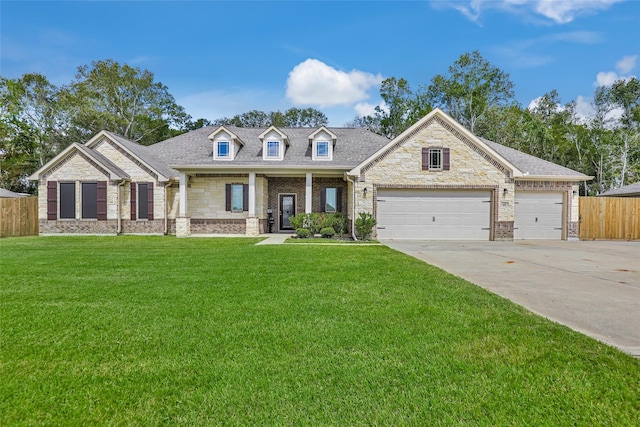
266;141;279;158
59;182;75;219
325;188;337;213
429;148;442;171
316;141;329;158
82;182;97;219
217;141;230;158
138;183;149;219
231;184;244;211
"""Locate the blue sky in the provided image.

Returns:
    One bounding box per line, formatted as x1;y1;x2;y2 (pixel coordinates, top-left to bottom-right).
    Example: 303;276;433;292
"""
1;0;639;126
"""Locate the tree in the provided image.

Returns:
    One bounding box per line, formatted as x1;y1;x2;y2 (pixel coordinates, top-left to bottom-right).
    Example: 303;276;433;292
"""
594;77;640;187
214;108;328;128
351;77;431;139
0;74;69;192
64;59;191;145
426;51;516;134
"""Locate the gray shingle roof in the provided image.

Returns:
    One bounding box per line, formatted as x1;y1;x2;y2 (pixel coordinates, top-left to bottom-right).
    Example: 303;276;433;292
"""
480;138;589;179
147;126;391;169
600;182;640;196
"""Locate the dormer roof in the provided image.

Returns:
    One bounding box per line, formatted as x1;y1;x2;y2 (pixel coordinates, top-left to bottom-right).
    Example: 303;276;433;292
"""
208;126;245;146
258;126;289;145
308;126;337;145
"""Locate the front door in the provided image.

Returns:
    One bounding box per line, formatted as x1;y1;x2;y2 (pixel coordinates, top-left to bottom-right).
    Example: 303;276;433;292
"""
280;194;296;230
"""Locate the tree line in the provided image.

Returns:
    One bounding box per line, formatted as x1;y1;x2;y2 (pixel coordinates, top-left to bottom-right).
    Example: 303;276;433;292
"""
348;51;639;196
1;53;638;195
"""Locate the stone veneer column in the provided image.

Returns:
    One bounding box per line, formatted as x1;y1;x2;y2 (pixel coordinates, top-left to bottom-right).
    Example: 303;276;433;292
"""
245;217;259;237
176;217;191;238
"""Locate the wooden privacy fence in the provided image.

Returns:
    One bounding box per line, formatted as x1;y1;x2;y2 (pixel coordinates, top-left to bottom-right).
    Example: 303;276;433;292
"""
579;196;640;240
0;196;39;238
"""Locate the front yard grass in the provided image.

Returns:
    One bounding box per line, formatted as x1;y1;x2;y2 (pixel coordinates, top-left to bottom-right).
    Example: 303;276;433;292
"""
1;236;638;425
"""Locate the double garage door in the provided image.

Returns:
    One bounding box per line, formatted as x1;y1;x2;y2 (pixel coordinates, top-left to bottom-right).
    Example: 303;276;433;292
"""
376;189;564;240
376;189;491;240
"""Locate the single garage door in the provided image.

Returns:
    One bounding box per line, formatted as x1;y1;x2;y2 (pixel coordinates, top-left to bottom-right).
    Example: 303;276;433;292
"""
514;192;563;239
376;189;491;240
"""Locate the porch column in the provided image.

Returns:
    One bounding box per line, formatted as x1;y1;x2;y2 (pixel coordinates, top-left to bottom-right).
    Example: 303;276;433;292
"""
179;172;187;217
248;172;256;216
176;172;191;237
245;172;259;236
305;172;312;214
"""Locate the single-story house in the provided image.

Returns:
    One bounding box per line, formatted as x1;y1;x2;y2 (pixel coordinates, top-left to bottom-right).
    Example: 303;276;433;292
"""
29;108;590;240
599;182;640;197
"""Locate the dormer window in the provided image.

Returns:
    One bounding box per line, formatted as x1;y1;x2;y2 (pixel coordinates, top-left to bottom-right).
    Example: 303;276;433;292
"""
217;141;230;158
309;126;337;161
316;141;329;158
259;126;288;161
266;141;280;158
209;127;244;161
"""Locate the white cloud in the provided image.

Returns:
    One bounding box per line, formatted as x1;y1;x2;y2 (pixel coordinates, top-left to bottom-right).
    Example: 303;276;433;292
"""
286;59;383;107
437;0;624;24
616;55;638;74
594;55;638;87
596;71;621;87
354;101;388;118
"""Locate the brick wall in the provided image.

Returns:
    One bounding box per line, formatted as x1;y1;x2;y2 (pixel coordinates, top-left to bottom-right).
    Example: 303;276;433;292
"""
39;219;118;234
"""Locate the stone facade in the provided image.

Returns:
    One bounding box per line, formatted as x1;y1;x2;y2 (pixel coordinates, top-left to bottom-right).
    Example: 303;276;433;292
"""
36;135;170;235
358;117;514;240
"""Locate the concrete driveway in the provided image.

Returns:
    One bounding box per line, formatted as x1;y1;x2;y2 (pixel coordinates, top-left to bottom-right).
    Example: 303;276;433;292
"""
382;239;640;357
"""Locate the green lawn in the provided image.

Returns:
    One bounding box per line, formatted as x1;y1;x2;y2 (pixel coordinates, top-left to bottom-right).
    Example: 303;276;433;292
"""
1;236;638;425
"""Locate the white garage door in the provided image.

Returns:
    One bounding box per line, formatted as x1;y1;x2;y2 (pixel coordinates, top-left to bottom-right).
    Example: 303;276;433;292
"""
514;192;563;239
376;189;491;240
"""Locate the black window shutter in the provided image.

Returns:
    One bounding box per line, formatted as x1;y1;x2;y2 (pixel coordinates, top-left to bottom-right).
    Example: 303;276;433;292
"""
47;181;57;220
225;184;231;211
243;184;249;211
336;187;342;212
320;188;326;213
130;182;137;220
422;148;429;170
97;181;107;220
443;148;450;171
147;182;154;220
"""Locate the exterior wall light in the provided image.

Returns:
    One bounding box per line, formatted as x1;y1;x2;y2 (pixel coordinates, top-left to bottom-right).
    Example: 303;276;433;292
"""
363;187;368;197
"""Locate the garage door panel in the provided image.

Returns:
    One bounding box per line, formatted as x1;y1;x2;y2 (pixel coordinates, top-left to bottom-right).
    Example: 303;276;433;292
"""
376;189;491;240
514;192;563;239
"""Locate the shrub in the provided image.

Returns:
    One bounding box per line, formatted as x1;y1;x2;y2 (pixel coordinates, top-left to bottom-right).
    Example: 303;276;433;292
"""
295;228;311;238
289;215;305;230
331;213;348;236
355;212;376;240
320;227;335;238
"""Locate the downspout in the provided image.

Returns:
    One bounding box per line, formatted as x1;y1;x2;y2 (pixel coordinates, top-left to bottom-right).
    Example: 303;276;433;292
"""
164;181;172;235
345;174;358;241
117;179;126;234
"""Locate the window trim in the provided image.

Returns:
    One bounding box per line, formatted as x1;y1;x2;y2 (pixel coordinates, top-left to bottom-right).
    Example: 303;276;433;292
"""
59;182;76;219
266;140;280;158
325;187;337;213
225;183;249;212
422;147;450;171
216;141;230;159
429;148;443;171
313;140;332;161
